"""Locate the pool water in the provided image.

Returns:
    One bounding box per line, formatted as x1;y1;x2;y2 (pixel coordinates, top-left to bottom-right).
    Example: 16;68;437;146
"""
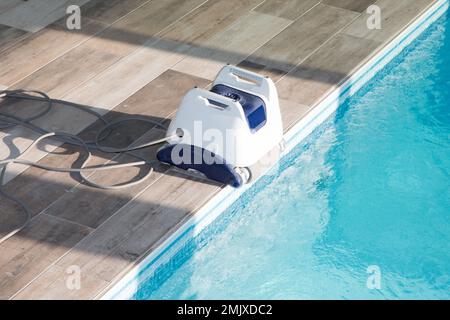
136;11;450;300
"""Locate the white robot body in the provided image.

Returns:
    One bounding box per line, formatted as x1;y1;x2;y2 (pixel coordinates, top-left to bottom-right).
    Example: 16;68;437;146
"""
158;66;283;187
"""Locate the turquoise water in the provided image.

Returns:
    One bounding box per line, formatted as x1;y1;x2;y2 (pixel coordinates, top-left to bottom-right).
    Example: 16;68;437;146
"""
136;11;450;300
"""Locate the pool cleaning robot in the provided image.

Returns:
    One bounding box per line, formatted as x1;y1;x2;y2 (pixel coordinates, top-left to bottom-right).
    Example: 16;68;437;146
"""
157;65;283;187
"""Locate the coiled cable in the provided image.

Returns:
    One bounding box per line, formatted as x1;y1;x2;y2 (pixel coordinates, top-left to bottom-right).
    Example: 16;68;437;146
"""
0;89;176;243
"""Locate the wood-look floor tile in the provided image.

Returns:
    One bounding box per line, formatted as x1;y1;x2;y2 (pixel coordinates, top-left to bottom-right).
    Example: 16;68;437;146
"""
161;0;264;46
0;0;22;13
0;213;92;299
15;170;221;299
0;19;106;87
254;0;319;20
12;264;109;300
343;0;435;43
172;11;292;80
0;0;91;32
277;33;382;106
239;3;359;81
279;98;312;132
82;0;149;24
0;24;28;53
322;0;377;13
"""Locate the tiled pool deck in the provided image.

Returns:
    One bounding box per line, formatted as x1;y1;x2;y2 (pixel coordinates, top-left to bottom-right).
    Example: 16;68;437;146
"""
0;0;442;299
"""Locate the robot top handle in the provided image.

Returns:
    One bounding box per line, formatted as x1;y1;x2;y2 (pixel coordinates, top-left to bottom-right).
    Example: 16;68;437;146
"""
213;65;278;104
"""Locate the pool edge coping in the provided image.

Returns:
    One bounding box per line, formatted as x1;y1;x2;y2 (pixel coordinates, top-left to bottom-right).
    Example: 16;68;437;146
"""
100;0;450;300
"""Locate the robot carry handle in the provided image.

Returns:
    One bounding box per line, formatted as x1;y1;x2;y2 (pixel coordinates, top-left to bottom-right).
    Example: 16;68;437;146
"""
215;66;273;98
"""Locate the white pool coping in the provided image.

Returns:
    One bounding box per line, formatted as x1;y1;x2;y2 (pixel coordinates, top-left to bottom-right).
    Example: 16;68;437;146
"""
101;0;449;300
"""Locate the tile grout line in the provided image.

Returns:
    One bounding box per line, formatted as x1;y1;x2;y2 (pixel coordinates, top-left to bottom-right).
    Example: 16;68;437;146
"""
0;28;31;56
275;4;364;84
169;1;319;77
6;0;153;89
318;0;367;14
66;0;213;99
272;1;377;122
70;0;213;95
291;1;323;22
246;1;324;70
251;0;270;12
40;212;95;233
83;0;156;25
